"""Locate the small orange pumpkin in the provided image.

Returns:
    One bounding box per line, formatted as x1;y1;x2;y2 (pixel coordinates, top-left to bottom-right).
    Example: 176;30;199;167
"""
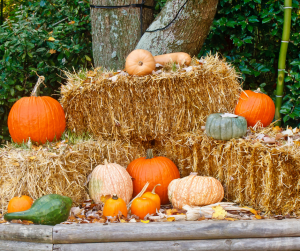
154;52;191;66
130;197;157;220
125;49;156;76
141;184;161;210
234;88;275;127
7;195;34;213
103;194;128;217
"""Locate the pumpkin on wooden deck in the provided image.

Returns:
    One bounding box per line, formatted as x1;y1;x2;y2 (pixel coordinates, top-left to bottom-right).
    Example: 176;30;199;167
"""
8;76;66;144
168;173;224;209
89;159;133;205
205;113;247;140
125;49;156;76
7;195;34;213
141;184;161;210
103;194;128;218
126;149;180;205
234;88;275;127
130;197;157;220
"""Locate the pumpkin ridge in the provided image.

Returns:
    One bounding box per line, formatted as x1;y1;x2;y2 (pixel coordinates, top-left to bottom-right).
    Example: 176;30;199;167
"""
39;97;51;143
43;97;58;142
113;163;126;199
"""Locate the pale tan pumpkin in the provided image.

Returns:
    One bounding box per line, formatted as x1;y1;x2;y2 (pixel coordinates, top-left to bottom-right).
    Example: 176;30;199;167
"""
125;49;156;76
168;173;224;209
89;159;133;205
154;52;191;66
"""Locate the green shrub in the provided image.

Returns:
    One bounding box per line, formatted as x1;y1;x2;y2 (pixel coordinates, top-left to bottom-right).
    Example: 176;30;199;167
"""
0;0;92;141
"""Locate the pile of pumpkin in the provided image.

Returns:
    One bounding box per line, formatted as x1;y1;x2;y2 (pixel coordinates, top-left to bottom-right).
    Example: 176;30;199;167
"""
2;149;224;225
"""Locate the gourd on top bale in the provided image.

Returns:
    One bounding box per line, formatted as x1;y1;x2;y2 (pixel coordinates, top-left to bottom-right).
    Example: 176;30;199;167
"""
60;53;241;141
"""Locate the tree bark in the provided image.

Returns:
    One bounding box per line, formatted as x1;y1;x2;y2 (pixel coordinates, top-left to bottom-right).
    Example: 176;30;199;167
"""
136;0;218;56
91;0;154;70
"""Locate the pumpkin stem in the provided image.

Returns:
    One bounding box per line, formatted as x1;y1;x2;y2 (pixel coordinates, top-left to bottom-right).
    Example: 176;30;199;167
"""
31;76;45;97
190;172;198;176
138;61;143;66
146;149;153;159
151;184;161;194
254;88;264;94
112;194;118;200
104;159;108;165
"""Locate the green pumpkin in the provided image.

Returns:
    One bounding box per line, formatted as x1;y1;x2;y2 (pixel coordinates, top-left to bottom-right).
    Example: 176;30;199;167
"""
205;113;247;140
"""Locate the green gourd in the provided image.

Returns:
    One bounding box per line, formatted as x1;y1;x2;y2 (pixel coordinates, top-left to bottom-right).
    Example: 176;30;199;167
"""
4;194;72;225
205;113;247;140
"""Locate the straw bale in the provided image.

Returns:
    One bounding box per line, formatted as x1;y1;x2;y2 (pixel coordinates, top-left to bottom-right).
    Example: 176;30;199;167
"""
60;54;241;141
0;139;148;214
160;129;300;215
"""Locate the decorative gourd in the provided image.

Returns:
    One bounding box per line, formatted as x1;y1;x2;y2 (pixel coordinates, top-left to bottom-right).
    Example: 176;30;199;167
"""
7;195;34;213
103;194;128;217
130;197;157;219
4;194;72;225
7;76;66;144
125;49;156;76
126;149;180;205
168;173;224;209
89;159;133;205
154;52;191;66
141;184;161;210
205;113;247;140
234;89;275;127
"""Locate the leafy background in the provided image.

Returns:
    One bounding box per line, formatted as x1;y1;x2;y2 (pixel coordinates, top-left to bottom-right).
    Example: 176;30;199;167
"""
0;0;300;143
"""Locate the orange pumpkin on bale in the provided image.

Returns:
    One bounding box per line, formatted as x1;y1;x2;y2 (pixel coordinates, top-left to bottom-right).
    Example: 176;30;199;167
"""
126;149;180;205
7;195;34;213
234;88;275;127
125;49;156;76
8;76;66;144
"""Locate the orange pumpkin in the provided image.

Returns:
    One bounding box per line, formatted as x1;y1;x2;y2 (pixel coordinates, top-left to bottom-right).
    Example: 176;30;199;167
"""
89;159;133;205
154;52;191;66
130;197;156;219
125;49;156;76
7;195;34;213
168;173;224;209
126;149;180;205
8;76;66;144
141;184;161;210
103;194;128;217
234;89;275;127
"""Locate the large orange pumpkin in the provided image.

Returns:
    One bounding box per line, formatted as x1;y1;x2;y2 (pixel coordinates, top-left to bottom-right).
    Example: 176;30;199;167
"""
103;194;128;218
7;195;34;213
234;89;275;127
89;159;133;205
130;197;157;219
125;49;156;76
168;173;224;209
8;76;66;144
126;149;180;205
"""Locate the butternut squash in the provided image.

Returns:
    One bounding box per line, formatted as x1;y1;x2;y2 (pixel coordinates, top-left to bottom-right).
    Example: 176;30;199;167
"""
154;52;191;66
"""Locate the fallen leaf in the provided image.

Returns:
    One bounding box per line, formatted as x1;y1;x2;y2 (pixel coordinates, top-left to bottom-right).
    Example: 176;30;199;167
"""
167;217;175;222
48;37;55;41
141;220;150;223
100;195;111;204
77;215;86;219
225;218;238;221
68;216;76;221
166;209;177;215
68;21;75;24
273;126;282;132
120;219;127;223
249;208;258;215
255;215;262;220
212;205;227;220
49;49;56;54
197;216;206;221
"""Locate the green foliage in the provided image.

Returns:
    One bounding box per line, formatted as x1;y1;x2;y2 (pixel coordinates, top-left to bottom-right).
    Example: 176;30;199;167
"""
199;0;300;127
0;0;92;142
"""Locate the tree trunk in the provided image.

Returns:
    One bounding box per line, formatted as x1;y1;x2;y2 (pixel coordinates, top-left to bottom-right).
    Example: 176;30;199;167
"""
91;0;154;70
136;0;218;56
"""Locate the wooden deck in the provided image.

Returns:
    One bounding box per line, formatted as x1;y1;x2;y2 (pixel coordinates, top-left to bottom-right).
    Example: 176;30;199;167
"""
1;219;300;250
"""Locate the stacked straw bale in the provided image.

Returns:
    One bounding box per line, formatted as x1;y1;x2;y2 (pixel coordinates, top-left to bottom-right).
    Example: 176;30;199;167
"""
60;55;241;141
159;130;300;215
0;139;148;213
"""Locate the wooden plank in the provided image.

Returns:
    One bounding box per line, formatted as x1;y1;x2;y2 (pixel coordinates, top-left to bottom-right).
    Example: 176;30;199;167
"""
0;224;53;243
53;219;300;244
0;240;52;251
53;237;300;251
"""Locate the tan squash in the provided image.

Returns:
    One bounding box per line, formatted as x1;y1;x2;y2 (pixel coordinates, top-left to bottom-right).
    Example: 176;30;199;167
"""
154;52;191;66
89;159;133;205
168;172;224;209
125;49;156;76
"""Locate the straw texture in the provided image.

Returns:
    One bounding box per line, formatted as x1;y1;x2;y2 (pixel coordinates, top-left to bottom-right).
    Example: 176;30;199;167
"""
60;54;241;141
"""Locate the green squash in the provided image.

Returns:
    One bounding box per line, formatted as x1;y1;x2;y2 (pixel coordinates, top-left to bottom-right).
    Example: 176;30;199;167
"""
4;194;72;225
205;113;247;140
